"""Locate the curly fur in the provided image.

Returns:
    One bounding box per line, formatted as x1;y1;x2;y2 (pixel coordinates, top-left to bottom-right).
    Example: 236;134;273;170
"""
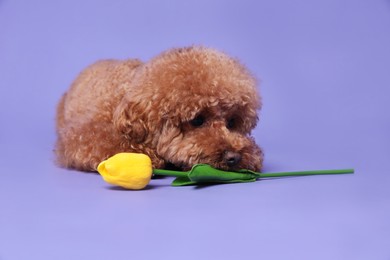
56;46;263;172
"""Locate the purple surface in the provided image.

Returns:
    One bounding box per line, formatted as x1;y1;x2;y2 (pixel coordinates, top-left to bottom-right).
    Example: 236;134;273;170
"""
1;0;389;259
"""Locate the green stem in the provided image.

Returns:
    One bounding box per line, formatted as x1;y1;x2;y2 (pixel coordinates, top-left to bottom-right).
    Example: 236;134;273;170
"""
255;169;354;178
153;167;354;178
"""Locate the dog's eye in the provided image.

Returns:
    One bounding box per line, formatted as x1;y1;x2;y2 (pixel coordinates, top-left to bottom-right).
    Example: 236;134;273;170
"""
227;118;236;129
190;115;205;127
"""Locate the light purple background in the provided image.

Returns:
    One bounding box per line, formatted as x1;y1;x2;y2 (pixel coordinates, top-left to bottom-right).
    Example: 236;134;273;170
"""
1;0;389;259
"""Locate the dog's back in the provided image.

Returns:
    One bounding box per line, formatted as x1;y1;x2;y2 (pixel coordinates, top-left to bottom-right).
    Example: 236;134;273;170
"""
55;59;142;171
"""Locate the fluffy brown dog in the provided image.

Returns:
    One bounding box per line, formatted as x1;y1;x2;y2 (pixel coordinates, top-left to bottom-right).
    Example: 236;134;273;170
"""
56;46;263;172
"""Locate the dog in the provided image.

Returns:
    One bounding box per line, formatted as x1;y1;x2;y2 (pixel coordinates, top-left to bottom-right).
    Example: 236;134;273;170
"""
55;46;263;172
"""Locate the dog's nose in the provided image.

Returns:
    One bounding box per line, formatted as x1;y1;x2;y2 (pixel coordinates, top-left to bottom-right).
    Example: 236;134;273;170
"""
224;151;242;167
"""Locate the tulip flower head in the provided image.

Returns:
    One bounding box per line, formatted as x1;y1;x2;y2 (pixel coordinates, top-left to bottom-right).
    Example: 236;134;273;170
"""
97;153;153;189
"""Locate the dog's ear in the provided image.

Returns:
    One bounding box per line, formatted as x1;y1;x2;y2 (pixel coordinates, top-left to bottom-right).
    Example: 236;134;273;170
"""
113;95;150;143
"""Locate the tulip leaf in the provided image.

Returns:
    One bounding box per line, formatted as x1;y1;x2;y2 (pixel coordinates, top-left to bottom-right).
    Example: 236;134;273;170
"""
170;164;258;186
171;176;196;186
188;164;258;183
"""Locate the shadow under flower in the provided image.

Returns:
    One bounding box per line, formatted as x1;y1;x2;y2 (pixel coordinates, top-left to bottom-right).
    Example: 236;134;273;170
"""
106;184;165;191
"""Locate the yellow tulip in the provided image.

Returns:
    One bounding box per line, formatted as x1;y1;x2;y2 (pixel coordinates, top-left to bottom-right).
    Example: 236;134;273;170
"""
97;153;152;190
97;153;354;190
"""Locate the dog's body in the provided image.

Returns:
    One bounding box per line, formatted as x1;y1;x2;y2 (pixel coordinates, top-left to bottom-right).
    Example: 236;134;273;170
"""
56;47;263;172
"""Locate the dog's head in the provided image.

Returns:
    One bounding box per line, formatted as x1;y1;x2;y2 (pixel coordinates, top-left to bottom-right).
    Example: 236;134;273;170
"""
114;46;263;171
